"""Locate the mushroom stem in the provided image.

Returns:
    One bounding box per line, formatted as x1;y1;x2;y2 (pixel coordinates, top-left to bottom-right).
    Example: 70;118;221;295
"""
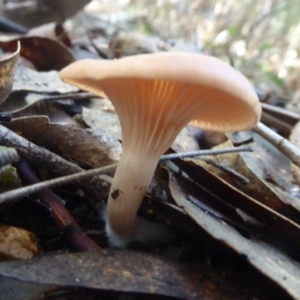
106;149;160;244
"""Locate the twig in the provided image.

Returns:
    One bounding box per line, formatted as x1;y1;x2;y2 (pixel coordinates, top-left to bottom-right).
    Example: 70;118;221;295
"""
253;122;300;167
0;163;118;204
17;160;101;252
0;146;253;204
160;145;253;161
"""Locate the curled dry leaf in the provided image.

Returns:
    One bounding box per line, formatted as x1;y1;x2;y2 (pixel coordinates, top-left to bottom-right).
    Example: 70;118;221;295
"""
0;37;75;71
0;225;39;260
0;41;19;104
4;116;121;168
0;250;292;300
168;171;300;300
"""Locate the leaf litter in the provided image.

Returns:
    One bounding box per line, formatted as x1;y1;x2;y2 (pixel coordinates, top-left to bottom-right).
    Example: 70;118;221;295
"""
0;4;299;300
168;170;300;299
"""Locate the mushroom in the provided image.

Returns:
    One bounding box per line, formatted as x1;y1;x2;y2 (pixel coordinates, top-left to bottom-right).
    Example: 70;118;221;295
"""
60;52;261;247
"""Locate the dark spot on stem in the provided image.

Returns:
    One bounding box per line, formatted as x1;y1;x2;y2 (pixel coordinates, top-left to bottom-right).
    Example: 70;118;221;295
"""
111;189;121;200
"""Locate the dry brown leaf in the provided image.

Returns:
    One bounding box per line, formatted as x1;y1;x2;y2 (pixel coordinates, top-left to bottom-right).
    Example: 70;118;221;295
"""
0;225;38;260
0;250;292;300
4;116;121;168
12;65;78;94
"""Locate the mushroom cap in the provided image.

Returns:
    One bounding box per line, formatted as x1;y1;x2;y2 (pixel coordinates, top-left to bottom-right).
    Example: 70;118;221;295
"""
60;52;261;134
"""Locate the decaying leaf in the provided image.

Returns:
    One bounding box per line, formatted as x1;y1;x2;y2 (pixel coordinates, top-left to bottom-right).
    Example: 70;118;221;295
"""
238;135;300;213
194;139;300;223
4;116;121;168
0;225;39;260
0;41;20;104
0;66;79;113
0;37;75;71
169;155;300;256
14;65;78;94
0;250;292;300
168;171;300;300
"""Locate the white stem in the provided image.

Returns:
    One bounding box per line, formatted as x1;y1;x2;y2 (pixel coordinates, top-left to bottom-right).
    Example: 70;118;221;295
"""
253;122;300;167
106;151;160;244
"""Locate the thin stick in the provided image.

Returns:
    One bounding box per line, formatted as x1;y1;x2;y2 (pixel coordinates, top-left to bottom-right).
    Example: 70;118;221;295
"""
0;146;253;204
0;163;118;204
253;122;300;168
160;145;252;161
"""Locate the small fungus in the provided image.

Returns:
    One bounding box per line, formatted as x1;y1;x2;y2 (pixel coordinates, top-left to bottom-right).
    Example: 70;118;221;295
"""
60;52;261;247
